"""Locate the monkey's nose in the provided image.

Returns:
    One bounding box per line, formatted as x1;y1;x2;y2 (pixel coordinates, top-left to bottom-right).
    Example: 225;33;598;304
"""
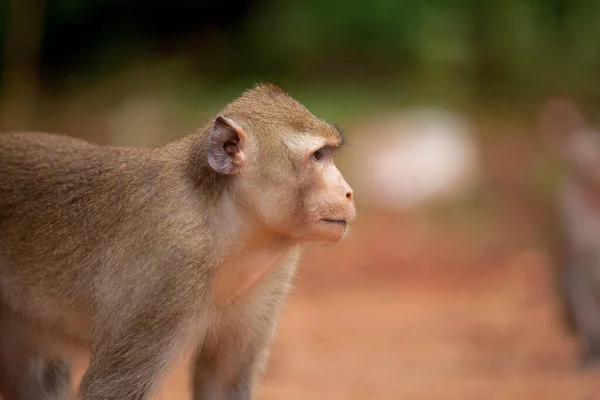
339;176;354;202
346;188;354;201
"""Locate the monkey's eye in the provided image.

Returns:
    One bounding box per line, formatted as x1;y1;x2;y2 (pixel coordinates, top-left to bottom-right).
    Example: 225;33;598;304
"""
312;147;327;162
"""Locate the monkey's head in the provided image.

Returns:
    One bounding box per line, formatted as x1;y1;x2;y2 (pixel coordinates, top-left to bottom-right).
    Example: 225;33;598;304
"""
203;83;356;242
538;98;600;190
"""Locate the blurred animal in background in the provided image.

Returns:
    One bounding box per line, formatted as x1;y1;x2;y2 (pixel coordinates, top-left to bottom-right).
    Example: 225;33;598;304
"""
0;83;356;400
538;98;600;366
347;108;480;212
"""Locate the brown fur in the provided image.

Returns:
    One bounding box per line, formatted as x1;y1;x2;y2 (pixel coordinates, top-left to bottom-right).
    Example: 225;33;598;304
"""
0;83;355;399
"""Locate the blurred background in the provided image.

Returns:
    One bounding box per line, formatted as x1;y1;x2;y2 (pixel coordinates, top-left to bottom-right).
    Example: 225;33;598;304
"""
3;0;600;398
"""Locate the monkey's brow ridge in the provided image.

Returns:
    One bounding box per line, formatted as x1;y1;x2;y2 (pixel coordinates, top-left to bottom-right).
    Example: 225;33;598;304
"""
332;124;347;146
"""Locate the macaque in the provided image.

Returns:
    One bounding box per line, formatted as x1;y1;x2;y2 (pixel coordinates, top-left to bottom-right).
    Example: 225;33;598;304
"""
0;83;356;399
538;98;600;366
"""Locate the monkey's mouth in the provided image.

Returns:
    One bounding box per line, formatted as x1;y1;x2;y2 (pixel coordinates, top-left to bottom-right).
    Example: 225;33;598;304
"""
321;218;347;225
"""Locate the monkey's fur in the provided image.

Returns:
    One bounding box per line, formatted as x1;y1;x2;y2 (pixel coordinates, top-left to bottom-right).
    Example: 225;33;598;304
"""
0;83;356;399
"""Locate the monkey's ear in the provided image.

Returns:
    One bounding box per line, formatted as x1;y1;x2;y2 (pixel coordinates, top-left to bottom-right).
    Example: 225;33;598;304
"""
207;116;247;174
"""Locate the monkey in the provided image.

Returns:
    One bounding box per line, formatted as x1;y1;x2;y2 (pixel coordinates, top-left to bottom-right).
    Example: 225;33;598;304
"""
537;98;600;366
0;82;356;399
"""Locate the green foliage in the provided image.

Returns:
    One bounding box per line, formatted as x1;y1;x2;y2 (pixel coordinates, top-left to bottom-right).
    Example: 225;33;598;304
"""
2;0;600;107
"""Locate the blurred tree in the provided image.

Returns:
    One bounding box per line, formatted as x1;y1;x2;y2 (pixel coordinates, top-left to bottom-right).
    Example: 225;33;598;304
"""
0;0;45;131
1;0;600;113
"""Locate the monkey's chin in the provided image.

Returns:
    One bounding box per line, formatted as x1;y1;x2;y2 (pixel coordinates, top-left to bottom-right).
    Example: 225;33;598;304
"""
313;220;348;242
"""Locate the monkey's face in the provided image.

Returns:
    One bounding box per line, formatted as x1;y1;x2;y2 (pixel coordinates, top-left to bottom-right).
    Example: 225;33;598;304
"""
236;133;356;243
206;114;355;243
264;133;355;243
292;137;355;242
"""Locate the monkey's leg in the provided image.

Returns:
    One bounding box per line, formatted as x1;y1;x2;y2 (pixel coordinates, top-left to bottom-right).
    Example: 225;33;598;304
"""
562;266;600;366
192;310;280;400
0;311;72;400
192;333;271;400
78;309;190;400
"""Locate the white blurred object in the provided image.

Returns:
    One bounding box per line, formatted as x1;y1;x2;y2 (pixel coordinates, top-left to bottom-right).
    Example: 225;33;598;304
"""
348;108;480;211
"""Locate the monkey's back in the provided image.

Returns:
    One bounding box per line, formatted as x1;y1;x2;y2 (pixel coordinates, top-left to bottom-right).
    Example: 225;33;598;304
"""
0;132;150;249
0;132;177;340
